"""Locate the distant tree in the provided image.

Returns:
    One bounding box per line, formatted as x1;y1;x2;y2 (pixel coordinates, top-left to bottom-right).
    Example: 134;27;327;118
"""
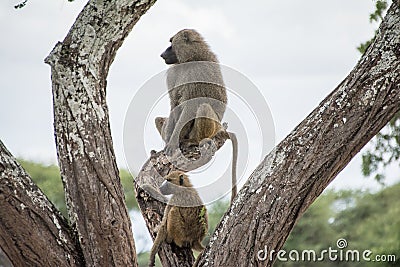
1;1;399;266
19;160;67;215
274;184;400;267
362;112;400;182
18;160;137;217
333;184;400;266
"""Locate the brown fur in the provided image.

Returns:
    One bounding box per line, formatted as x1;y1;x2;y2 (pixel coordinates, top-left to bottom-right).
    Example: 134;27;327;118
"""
155;115;238;203
155;103;220;146
160;29;227;152
158;29;239;203
148;171;208;267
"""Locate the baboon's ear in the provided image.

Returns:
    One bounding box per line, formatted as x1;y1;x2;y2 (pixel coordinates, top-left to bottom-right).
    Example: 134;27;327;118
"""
179;174;184;185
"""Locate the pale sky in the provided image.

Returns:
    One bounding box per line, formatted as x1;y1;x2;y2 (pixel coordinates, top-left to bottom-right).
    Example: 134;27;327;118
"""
0;0;398;193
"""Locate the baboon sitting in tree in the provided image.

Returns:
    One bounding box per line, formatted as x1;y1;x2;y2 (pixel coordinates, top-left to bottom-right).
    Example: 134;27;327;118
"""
158;29;238;202
148;171;208;267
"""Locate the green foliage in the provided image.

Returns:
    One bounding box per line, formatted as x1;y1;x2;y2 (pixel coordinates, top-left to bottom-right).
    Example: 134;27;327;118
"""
369;0;388;22
204;199;229;245
283;190;338;253
120;168;138;210
137;252;162;267
362;112;400;183
356;40;373;54
19;159;67;216
18;159;138;218
16;159;400;267
163;186;398;266
357;0;388;54
274;184;400;267
333;184;400;266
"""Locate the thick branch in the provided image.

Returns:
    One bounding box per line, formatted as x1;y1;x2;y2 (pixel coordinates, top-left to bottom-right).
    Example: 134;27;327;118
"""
197;2;400;266
0;141;84;266
45;0;157;265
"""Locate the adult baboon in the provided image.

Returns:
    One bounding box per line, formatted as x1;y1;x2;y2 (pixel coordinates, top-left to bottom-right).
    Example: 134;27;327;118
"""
158;29;238;202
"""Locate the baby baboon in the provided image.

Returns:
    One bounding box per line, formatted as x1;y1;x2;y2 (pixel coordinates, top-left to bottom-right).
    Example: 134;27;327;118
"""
148;171;208;267
158;29;238;202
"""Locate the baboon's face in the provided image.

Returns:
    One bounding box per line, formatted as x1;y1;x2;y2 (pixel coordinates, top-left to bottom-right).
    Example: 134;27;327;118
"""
159;172;190;195
160;32;181;65
161;29;202;64
160;44;178;64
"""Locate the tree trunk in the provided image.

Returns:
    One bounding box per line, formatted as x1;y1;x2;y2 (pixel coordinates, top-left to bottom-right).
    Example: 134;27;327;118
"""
43;0;157;266
196;2;400;266
1;0;156;266
0;141;84;266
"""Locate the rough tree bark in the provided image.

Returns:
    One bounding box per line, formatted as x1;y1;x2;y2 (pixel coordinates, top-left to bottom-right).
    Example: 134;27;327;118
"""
135;2;400;267
1;1;399;267
0;0;156;266
135;131;230;266
0;141;84;266
43;0;157;266
196;2;400;266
